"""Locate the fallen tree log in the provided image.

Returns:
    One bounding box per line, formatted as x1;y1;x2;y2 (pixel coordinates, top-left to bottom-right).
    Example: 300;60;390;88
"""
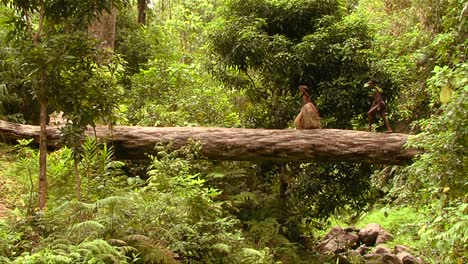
0;120;420;164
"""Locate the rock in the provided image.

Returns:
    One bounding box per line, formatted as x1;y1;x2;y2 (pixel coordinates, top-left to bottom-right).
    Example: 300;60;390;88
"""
356;244;370;255
358;223;381;246
394;245;423;264
318;226;360;253
375;245;392;255
358;223;394;246
382;253;403;264
368;245;402;264
319;224;422;264
397;251;423;264
364;253;403;264
363;253;383;264
344;226;360;232
394;245;411;254
376;229;394;245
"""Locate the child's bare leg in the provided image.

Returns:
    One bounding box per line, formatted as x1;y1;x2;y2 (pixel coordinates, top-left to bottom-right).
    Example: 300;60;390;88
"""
382;112;393;132
367;106;378;131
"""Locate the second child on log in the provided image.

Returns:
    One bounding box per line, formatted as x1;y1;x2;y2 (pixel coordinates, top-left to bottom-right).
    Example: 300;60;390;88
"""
294;85;321;129
366;79;393;133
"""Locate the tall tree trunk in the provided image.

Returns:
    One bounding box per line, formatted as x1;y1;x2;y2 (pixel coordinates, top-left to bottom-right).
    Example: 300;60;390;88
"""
74;158;81;201
88;5;118;50
160;0;172;19
137;0;147;24
38;94;48;209
35;0;48;210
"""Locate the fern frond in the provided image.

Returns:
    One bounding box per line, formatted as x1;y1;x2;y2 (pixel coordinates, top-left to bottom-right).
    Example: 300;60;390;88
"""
47;255;73;263
211;243;231;254
241;248;265;259
81;137;99;162
124;234;151;243
108;238;128;246
119;245;137;254
101;253;121;264
52;241;72;252
67;252;81;260
93;195;133;210
70;220;105;239
233;191;259;203
79;239;122;259
52;248;69;256
53;200;96;216
51;238;73;246
141;246;180;264
106;160;125;170
100;143;115;165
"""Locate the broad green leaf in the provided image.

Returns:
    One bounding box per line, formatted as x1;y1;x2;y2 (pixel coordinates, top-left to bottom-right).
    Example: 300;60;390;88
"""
440;85;453;104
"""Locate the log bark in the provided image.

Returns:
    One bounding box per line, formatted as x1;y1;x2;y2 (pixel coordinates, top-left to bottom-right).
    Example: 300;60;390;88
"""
0;120;421;165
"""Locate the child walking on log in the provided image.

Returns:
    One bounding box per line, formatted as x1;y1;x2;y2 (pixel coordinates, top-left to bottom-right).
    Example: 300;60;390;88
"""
366;79;393;133
294;85;321;129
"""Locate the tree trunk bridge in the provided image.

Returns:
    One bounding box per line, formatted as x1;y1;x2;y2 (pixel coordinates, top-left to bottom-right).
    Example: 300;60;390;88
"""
0;120;420;165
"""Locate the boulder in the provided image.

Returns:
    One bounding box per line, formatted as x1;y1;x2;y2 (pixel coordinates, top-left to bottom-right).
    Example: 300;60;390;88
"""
358;223;381;246
356;244;370;255
363;253;383;264
394;245;424;264
397;251;423;264
318;226;360;253
375;245;392;255
318;225;423;264
376;229;394;245
382;253;403;264
358;223;394;246
363;253;403;264
394;245;411;254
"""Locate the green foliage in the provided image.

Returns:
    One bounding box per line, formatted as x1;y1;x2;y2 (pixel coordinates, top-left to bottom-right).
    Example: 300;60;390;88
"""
1;0;127;134
356;0;467;127
117;0;242;127
417;200;468;263
127;60;241;127
1;138;127;212
79;138;126;201
354;206;422;246
211;0;384;129
0;7;34;123
11;239;127;264
0;220;22;259
115;7;165;75
0;143;277;263
397;63;467;263
292;162;377;220
139;144;249;262
226;0;342;40
406;63;467;199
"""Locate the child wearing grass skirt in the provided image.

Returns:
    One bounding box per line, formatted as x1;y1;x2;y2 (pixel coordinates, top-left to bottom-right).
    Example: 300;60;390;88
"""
294;85;321;129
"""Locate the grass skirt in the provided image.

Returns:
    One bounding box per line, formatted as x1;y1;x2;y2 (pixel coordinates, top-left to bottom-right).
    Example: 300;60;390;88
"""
294;102;321;129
